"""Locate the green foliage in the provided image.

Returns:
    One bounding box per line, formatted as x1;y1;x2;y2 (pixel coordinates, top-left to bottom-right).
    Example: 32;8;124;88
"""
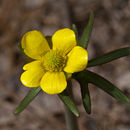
74;70;130;104
79;80;91;114
72;24;78;42
78;11;94;48
14;87;41;114
74;73;91;114
81;84;91;114
16;11;130;116
88;47;130;67
46;36;52;49
58;90;79;117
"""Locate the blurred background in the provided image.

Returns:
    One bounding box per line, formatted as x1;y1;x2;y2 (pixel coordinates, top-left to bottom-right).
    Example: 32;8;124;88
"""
0;0;130;130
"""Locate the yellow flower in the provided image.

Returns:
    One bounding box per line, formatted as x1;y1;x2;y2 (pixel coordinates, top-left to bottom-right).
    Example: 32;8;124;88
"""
20;28;88;94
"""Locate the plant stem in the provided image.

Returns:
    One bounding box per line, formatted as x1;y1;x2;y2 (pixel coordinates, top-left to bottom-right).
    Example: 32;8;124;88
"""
64;80;79;130
64;105;79;130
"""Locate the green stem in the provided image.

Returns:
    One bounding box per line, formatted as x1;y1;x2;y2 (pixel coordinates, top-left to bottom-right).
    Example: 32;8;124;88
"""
64;80;79;130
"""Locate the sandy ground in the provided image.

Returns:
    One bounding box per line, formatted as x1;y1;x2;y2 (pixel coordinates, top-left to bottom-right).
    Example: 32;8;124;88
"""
0;0;130;130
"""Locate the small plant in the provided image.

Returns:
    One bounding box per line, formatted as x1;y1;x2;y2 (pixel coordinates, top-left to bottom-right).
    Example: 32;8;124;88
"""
15;11;130;130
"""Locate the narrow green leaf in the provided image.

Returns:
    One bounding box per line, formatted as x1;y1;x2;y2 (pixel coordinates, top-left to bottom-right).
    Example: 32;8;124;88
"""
58;90;79;117
74;75;91;114
14;87;41;115
46;36;52;49
18;43;23;51
88;47;130;67
78;11;94;48
75;70;130;104
72;24;78;42
80;82;91;114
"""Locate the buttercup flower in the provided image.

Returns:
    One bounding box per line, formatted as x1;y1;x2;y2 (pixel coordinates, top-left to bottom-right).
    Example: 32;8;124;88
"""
20;28;88;94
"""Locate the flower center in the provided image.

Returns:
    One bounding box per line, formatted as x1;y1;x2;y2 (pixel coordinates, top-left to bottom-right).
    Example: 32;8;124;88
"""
43;50;66;72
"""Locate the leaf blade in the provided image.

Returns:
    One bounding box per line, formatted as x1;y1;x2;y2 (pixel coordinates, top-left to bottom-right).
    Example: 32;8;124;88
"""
88;47;130;67
46;36;52;49
74;75;91;114
58;90;79;117
78;11;94;48
14;87;41;114
74;70;130;104
72;24;78;42
80;82;91;114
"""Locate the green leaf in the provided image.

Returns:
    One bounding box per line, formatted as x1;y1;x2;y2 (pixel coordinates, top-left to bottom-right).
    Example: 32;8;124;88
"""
75;70;130;104
58;90;79;117
46;36;52;49
74;74;91;114
14;87;41;115
78;11;94;48
72;24;78;42
18;43;23;52
64;72;72;80
80;82;91;114
88;47;130;67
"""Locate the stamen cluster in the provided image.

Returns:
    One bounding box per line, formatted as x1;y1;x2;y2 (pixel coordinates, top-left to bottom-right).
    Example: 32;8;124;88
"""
43;50;66;72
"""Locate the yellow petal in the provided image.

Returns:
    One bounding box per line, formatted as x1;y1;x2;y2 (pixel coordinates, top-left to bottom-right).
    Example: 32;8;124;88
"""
22;30;50;59
20;63;45;87
52;28;76;54
23;60;42;70
64;46;88;73
40;72;67;94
